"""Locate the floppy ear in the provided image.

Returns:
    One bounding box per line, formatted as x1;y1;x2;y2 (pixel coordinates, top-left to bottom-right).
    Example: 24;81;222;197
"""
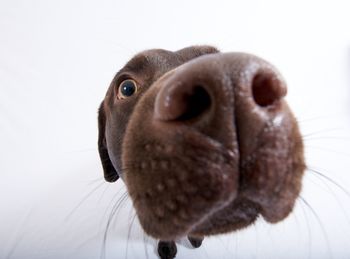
98;102;119;182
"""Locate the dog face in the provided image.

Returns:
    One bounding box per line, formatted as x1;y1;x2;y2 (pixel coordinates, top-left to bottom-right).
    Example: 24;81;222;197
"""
98;46;305;240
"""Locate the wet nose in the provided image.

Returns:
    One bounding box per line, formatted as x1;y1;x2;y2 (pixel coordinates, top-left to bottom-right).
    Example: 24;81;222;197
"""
154;54;286;124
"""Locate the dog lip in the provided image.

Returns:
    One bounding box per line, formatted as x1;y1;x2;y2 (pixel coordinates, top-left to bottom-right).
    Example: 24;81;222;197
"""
133;187;238;240
190;197;261;235
126;170;238;239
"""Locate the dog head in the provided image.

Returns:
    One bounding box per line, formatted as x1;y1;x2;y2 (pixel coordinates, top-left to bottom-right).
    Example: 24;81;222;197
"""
98;46;305;240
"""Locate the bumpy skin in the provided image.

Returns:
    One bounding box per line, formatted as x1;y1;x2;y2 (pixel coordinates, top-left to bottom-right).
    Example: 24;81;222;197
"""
98;46;305;245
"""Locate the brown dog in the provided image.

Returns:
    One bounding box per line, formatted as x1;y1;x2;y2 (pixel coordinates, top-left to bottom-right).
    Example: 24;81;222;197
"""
98;46;305;259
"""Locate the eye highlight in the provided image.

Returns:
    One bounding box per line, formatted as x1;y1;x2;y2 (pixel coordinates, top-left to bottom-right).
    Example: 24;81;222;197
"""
117;79;138;99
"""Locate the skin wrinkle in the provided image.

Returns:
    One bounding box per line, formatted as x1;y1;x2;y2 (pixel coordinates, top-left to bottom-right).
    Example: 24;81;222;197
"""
97;45;305;252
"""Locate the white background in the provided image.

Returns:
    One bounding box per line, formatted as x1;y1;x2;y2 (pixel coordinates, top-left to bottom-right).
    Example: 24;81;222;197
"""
1;0;350;258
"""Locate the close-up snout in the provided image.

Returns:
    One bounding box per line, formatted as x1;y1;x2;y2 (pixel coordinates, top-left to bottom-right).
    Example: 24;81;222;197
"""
118;52;304;240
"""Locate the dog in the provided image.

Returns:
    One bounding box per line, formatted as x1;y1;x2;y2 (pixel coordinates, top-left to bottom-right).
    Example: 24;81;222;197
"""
97;46;305;259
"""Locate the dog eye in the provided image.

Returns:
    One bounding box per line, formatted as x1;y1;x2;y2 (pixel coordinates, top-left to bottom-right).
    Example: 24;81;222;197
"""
117;79;138;99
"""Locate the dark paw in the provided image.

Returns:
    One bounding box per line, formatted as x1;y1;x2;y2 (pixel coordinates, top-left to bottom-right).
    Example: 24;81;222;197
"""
158;240;177;259
188;236;204;248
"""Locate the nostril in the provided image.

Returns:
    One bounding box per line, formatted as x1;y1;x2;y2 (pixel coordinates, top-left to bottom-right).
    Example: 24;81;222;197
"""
177;85;211;121
155;83;211;122
252;72;286;107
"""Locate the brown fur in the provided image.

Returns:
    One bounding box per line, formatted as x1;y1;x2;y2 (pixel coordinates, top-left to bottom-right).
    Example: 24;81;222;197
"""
98;46;305;242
